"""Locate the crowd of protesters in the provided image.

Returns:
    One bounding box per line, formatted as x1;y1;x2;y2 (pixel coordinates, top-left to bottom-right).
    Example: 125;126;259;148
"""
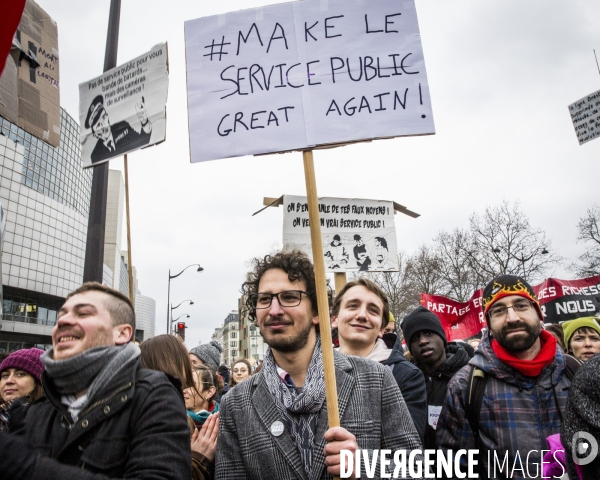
0;249;599;479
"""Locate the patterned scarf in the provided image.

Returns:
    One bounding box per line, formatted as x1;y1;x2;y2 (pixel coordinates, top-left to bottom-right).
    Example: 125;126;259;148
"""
263;336;326;475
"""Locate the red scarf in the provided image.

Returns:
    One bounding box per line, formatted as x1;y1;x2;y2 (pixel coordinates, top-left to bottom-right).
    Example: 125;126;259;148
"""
491;329;557;377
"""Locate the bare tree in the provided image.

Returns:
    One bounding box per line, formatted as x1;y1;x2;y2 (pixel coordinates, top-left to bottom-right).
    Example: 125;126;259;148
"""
433;228;479;302
464;201;560;285
405;245;449;297
571;205;600;277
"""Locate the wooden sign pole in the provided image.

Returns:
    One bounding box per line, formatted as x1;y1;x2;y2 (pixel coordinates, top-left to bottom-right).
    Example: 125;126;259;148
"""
302;150;341;433
334;272;347;294
124;154;135;305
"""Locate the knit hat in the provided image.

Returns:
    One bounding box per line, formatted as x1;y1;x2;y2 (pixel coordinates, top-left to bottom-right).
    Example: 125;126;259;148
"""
562;317;600;350
189;341;222;370
401;306;447;353
0;348;45;383
482;275;543;323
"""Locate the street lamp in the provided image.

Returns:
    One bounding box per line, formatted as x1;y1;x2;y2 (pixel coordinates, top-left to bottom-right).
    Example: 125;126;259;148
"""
492;246;549;276
167;264;203;334
171;299;194;319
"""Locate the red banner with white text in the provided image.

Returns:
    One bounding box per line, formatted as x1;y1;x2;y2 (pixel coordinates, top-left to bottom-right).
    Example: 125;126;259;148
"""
420;275;600;341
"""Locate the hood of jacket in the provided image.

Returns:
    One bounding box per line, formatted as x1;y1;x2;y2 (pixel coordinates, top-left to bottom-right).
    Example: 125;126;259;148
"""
469;330;566;390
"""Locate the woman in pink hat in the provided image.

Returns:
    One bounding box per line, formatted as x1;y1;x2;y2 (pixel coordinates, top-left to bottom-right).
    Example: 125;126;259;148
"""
0;348;45;432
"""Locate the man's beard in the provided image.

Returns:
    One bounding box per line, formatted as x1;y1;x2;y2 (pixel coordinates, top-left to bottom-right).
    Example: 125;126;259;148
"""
260;317;314;353
493;320;541;352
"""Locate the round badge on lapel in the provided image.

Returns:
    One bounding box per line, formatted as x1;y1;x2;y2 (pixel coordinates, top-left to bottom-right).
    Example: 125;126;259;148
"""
271;421;284;437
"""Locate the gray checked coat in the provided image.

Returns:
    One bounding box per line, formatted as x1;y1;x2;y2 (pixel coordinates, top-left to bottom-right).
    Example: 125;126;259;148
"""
215;350;423;480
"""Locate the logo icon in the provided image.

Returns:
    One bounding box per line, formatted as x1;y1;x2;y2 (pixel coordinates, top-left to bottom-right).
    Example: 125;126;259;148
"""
572;432;599;466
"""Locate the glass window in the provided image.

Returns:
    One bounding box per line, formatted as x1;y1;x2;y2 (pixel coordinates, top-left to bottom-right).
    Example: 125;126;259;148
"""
47;310;57;326
11;301;26;322
38;307;48;325
3;299;12;318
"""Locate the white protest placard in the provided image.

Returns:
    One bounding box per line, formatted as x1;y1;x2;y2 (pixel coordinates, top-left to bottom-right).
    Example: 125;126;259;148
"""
185;0;434;162
79;43;169;167
283;195;398;272
568;88;600;146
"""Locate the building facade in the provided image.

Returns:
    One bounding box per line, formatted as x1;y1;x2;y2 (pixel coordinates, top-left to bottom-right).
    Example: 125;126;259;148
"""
0;109;92;352
135;291;156;342
238;296;267;364
220;310;239;366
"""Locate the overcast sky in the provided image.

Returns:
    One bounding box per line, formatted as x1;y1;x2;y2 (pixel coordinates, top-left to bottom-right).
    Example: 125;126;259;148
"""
36;0;600;348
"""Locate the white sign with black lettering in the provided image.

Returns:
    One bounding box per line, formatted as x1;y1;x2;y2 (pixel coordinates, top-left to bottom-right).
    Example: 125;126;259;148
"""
568;88;600;146
283;195;398;273
185;0;434;162
79;43;169;167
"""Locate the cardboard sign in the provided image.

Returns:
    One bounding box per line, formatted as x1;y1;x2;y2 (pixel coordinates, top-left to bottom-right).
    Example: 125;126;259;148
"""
78;43;169;167
568;89;600;146
283;195;398;272
185;0;434;162
420;274;600;341
0;0;60;147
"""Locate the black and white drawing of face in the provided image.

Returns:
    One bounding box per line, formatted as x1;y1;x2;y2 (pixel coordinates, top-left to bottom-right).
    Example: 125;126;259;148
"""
92;109;112;142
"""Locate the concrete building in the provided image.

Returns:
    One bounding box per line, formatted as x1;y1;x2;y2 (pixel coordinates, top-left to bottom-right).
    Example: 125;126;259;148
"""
0;110;156;353
238;296;267;364
220;310;239;366
0;109;92;352
135;291;156;342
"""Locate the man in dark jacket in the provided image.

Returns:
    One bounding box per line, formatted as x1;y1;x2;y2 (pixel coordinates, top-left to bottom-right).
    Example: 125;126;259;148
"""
332;277;427;442
0;282;190;479
401;306;472;449
436;275;573;480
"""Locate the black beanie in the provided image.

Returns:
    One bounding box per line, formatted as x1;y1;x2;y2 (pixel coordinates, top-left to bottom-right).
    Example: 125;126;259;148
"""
401;306;448;353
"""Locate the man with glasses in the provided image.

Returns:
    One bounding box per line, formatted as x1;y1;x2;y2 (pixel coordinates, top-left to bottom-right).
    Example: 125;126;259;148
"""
436;275;576;479
215;250;422;479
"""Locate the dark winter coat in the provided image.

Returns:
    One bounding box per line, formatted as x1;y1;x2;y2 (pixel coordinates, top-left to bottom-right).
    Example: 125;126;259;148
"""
381;333;427;443
436;331;572;480
415;341;472;449
0;359;191;479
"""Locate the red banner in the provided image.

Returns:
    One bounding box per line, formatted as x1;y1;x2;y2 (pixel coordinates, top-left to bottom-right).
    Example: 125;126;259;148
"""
420;275;600;341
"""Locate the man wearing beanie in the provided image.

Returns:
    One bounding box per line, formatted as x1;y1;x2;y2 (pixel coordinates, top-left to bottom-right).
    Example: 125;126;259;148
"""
0;282;190;480
190;340;223;370
401;306;472;450
436;275;577;480
561;316;600;362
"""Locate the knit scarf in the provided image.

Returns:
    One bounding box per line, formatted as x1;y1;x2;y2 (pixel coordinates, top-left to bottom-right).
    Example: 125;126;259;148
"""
492;329;556;377
42;343;140;403
263;336;326;475
187;401;220;428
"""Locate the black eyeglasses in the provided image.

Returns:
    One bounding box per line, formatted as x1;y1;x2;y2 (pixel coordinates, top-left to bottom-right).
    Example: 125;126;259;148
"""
488;300;533;320
250;290;308;309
